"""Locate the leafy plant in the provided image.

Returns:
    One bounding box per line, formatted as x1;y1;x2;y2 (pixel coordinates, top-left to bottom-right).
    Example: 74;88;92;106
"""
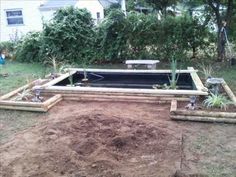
199;63;213;80
13;89;33;101
168;58;179;89
15;32;43;63
42;7;95;64
43;56;68;75
203;93;232;110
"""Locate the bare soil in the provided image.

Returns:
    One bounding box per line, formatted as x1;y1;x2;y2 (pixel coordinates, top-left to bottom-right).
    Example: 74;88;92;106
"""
0;101;235;177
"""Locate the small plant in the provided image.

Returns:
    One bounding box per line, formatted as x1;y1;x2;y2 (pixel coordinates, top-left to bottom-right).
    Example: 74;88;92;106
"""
203;93;232;110
67;69;74;86
44;56;66;75
13;89;33;101
199;64;213;80
168;59;179;89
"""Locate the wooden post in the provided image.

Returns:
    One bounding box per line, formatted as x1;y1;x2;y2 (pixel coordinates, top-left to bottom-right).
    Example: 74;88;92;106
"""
170;100;177;112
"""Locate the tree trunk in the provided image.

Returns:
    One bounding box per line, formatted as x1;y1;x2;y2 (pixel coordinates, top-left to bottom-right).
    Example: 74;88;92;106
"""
206;0;234;62
192;46;197;59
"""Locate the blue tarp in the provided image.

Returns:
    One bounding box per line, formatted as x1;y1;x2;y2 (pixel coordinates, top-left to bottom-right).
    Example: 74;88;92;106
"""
0;56;5;65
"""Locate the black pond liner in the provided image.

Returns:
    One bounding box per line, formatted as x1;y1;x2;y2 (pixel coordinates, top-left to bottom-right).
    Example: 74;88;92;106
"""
54;71;196;90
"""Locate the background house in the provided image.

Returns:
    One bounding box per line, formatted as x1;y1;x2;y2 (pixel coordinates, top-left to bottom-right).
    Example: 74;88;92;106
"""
0;0;125;42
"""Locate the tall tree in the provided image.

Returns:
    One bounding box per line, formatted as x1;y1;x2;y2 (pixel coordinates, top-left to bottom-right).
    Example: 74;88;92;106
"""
205;0;234;61
144;0;178;16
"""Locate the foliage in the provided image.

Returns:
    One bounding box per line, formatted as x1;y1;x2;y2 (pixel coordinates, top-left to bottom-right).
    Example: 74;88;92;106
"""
0;41;16;59
42;7;95;64
199;63;214;80
96;9;128;62
15;7;95;64
203;93;232;110
126;12;159;59
13;89;33;101
14;6;213;64
144;0;178;15
15;32;43;63
168;58;179;89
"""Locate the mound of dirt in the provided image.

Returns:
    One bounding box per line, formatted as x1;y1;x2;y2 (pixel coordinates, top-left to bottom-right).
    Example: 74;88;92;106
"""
0;101;182;177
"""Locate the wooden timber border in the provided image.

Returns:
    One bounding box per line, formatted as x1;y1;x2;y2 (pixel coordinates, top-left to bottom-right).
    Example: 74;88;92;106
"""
170;100;236;124
0;80;62;112
41;68;208;98
0;94;62;112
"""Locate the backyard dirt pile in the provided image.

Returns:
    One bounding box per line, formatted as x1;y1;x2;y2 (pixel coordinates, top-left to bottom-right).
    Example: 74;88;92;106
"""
0;101;182;177
1;101;235;177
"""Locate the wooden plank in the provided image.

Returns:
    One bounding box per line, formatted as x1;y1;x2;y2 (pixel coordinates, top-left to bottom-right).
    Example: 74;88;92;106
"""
188;67;208;92
65;97;169;104
171;109;236;118
45;86;208;95
68;68;198;73
43;94;62;107
0;100;43;107
0;105;47;112
44;96;63;110
170;100;177;112
0;82;34;100
0;79;49;100
42;91;190;102
222;80;236;106
170;115;236;124
42;71;76;87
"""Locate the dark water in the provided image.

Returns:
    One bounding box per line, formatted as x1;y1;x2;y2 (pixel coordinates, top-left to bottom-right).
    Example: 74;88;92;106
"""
54;71;196;90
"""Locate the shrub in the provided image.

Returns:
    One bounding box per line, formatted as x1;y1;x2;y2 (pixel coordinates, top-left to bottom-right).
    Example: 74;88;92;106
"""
15;32;43;63
96;9;128;62
203;93;232;110
42;7;95;64
0;41;16;59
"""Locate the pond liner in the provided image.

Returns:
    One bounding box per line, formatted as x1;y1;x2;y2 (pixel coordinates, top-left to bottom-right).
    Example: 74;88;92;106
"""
54;71;195;90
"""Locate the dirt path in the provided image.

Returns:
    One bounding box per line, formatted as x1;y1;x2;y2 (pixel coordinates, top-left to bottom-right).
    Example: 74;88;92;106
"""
0;101;235;177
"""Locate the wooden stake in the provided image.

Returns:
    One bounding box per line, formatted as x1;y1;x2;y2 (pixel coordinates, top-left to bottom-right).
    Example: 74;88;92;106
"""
170;100;177;112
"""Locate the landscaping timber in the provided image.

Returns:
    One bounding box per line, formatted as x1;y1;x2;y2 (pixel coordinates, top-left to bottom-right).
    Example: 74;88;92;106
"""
0;94;62;112
222;80;236;106
171;115;236;124
170;100;236;124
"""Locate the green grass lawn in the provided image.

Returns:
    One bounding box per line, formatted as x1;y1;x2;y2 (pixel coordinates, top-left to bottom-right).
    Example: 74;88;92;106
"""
0;61;49;95
215;65;236;93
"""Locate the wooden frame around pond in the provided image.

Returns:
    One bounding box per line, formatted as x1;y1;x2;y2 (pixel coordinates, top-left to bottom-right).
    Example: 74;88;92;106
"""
41;67;208;100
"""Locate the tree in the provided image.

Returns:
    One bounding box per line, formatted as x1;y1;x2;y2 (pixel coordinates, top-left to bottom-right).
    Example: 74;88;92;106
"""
144;0;178;16
205;0;234;61
42;7;95;63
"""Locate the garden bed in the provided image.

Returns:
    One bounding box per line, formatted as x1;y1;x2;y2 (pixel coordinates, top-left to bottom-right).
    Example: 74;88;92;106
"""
0;80;62;112
170;100;236;124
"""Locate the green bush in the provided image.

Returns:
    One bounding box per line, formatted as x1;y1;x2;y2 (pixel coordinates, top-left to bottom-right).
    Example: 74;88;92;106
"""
203;93;232;110
15;32;43;63
15;7;95;64
14;7;213;64
0;41;16;59
42;7;95;64
126;12;159;59
96;9;129;62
